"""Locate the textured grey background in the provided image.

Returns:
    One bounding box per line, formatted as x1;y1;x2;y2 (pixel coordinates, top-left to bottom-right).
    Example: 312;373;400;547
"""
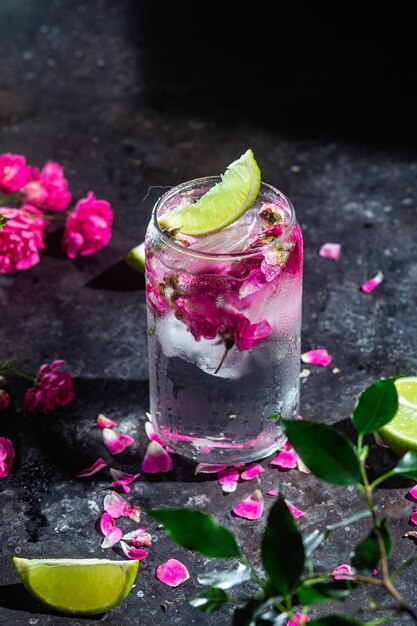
1;1;417;624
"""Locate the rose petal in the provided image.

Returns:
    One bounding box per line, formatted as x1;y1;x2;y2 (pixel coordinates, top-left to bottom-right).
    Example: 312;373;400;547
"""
285;499;305;520
195;463;228;474
103;491;141;522
301;349;332;367
232;489;264;520
141;441;174;473
155;559;190;587
270;448;299;470
120;540;148;560
405;531;417;541
96;413;117;428
318;243;341;261
218;468;240;493
100;512;123;549
332;564;355;580
361;271;384;293
267;489;279;496
297;457;311;474
287;613;310;626
75;457;107;478
122;528;152;547
410;510;417;526
373;432;389;448
144;421;165;446
109;468;140;494
407;485;417;501
102;428;134;455
241;463;265;481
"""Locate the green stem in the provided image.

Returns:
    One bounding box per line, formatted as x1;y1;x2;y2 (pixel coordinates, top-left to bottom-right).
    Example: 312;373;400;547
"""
365;615;397;626
0;368;34;382
369;470;396;490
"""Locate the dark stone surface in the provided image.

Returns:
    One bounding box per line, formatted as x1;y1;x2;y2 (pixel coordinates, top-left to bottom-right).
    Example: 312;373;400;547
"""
1;2;417;624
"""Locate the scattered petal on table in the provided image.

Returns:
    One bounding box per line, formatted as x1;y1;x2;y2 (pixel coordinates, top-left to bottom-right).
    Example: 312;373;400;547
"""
218;467;240;493
75;457;107;478
301;349;332;367
270;447;299;470
332;564;355;580
142;441;174;473
100;512;123;549
102;428;134;455
361;271;384;293
156;559;190;587
318;242;341;261
120;540;148;560
241;463;265;481
233;489;264;520
96;413;117;428
103;491;141;522
110;468;140;493
285;499;305;520
287;613;310;626
122;527;152;547
195;463;228;474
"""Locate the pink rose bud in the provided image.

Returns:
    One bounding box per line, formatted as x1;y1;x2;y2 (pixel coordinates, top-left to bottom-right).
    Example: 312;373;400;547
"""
0;437;15;478
0;153;31;193
62;191;112;259
0;206;46;274
25;360;75;414
24;161;71;213
0;389;11;412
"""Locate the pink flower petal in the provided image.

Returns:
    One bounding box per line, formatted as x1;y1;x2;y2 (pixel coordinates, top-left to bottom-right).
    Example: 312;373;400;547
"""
96;413;117;428
373;432;389;448
318;243;341;261
410;510;417;526
75;457;107;478
405;531;417;540
285;499;305;520
102;428;134;455
195;463;228;474
99;512;123;549
361;271;384;293
270;447;299;470
103;492;141;522
267;489;279;496
120;541;148;560
233;489;264;520
241;463;265;481
144;421;165;446
407;485;417;501
297;457;311;474
141;441;174;473
332;564;355;580
122;528;152;547
287;613;310;626
218;468;240;493
109;468;140;494
301;349;332;367
155;559;190;587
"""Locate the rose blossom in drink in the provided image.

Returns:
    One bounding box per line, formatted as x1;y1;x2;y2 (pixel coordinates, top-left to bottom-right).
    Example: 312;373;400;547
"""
145;164;303;464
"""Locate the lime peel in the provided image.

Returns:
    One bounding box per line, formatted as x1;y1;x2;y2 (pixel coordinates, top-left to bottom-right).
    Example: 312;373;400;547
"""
158;149;261;236
13;557;139;615
378;376;417;455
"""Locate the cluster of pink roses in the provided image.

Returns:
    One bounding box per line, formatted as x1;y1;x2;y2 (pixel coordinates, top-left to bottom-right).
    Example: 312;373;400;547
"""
0;153;113;273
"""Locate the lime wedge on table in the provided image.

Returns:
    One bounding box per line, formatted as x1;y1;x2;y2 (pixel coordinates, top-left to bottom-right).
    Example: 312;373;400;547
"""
158;149;261;236
378;376;417;455
13;557;138;615
125;241;145;273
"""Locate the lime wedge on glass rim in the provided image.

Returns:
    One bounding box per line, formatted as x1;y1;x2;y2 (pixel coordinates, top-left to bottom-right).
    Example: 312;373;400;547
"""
125;241;145;272
13;557;139;615
158;148;261;236
378;376;417;455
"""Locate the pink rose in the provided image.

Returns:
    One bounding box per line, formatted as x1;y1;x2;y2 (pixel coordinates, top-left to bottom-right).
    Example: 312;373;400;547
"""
0;153;31;193
62;191;112;259
25;360;75;414
0;206;46;274
0;389;11;412
0;437;15;478
24;161;71;213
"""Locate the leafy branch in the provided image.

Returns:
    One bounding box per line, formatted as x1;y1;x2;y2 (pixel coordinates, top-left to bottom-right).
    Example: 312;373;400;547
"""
148;377;417;625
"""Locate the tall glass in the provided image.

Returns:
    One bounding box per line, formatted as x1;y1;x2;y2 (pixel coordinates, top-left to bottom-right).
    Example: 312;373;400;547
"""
145;177;303;465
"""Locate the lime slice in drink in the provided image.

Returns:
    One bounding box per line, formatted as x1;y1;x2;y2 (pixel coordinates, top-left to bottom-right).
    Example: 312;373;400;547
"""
378;376;417;455
13;557;139;615
125;242;145;273
158;149;261;236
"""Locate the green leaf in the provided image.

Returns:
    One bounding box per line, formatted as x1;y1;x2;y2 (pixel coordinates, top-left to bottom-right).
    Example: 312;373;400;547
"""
282;419;361;486
261;494;305;595
298;580;353;605
351;519;393;575
197;563;252;589
393;451;417;479
0;359;15;371
0;214;8;230
308;618;366;626
189;587;230;612
146;508;240;558
267;413;282;421
232;599;285;626
352;378;398;434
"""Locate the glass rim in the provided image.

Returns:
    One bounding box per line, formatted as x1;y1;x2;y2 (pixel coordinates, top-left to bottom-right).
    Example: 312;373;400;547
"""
151;176;297;261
